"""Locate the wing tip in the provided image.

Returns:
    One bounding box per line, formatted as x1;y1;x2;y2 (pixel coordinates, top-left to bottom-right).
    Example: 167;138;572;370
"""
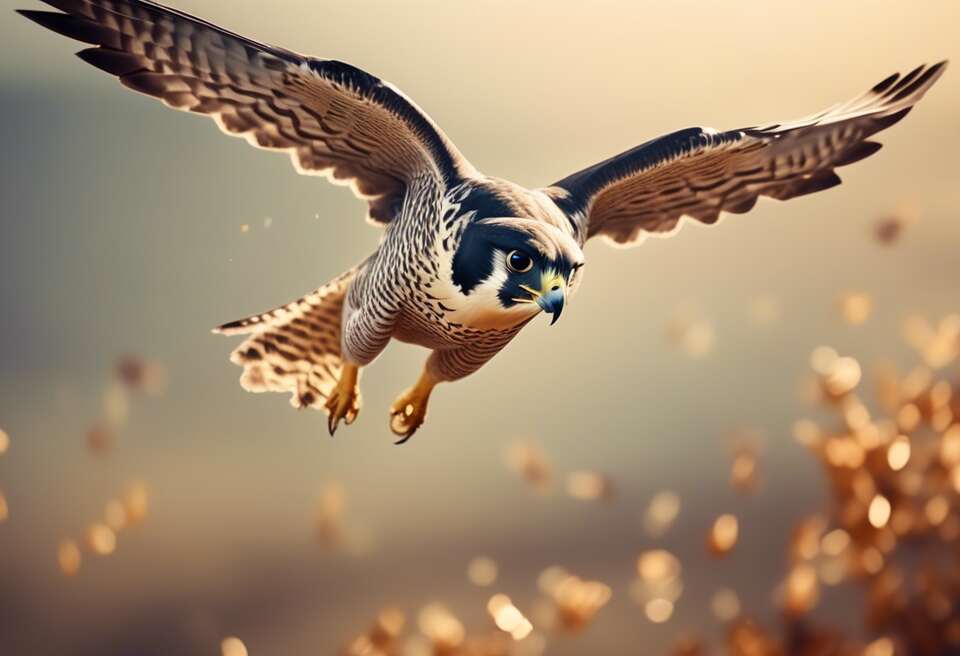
15;8;58;26
213;319;252;336
17;8;119;47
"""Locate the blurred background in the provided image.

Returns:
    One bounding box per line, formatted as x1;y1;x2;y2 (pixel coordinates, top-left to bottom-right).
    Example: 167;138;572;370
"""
1;1;959;654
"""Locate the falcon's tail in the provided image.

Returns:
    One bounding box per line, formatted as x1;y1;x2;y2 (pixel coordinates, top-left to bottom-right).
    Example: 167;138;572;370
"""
213;263;364;411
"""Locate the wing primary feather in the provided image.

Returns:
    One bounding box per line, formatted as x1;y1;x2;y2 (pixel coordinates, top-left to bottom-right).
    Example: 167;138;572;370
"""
870;107;912;131
75;47;146;76
833;141;882;167
870;72;900;94
16;10;121;48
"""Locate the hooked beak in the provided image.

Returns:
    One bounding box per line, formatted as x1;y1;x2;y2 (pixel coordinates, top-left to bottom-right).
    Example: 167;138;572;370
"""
538;288;565;325
518;272;565;325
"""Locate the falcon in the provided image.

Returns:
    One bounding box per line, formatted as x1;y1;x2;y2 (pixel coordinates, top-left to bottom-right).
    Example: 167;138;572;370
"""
18;1;947;442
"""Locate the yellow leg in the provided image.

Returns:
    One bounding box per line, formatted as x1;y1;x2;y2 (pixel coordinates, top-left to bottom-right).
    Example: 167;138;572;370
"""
389;366;439;444
325;363;360;436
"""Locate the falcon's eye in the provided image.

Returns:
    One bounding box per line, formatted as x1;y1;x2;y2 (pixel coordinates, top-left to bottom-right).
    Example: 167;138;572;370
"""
506;250;533;273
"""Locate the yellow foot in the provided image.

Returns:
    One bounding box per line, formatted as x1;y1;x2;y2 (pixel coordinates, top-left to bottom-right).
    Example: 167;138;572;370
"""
389;369;438;444
325;364;361;436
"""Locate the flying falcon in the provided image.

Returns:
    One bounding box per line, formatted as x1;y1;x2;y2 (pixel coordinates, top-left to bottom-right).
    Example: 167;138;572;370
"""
19;1;947;442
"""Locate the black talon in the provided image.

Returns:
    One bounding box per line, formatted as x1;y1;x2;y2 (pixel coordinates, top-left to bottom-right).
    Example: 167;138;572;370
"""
394;431;415;445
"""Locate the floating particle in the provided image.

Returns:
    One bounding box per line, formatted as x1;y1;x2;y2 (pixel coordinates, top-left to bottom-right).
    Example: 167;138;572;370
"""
505;441;552;492
565;470;614;501
707;514;739;557
887;435;911;471
550;574;612;631
837;292;873;326
841;397;871;432
896;403;921;432
637;550;681;585
931;379;953;408
874;202;918;245
810;346;839;374
345;609;404;656
86;523;116;556
371;607;405;644
355;607;405;653
633;550;683;606
263;216;273;229
874;217;903;244
782;564;819;616
644;490;681;537
0;428;8;455
730;445;759;494
820;529;850;557
942;425;960;466
824;357;862;398
467;556;498;587
417;603;464;651
86;424;114;455
790;515;827;562
925;496;950;526
487;594;534;640
114;355;167;394
221;637;248;656
644;598;674;624
868;495;892;529
239;223;250;233
747;295;781;327
710;588;741;622
824;436;867;469
0;491;7;522
668;314;715;358
123;481;149;526
58;539;81;576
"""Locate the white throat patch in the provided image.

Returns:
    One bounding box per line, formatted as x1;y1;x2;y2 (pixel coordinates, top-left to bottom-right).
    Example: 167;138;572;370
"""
433;247;540;331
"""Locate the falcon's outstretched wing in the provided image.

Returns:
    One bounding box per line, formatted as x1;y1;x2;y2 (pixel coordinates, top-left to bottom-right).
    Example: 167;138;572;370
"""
18;0;475;224
546;62;947;247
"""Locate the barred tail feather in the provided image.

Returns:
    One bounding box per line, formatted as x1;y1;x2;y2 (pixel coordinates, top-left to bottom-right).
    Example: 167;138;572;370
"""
213;264;361;411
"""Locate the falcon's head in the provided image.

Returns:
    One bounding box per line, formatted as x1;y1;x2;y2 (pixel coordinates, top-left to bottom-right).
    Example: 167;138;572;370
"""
451;217;584;326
